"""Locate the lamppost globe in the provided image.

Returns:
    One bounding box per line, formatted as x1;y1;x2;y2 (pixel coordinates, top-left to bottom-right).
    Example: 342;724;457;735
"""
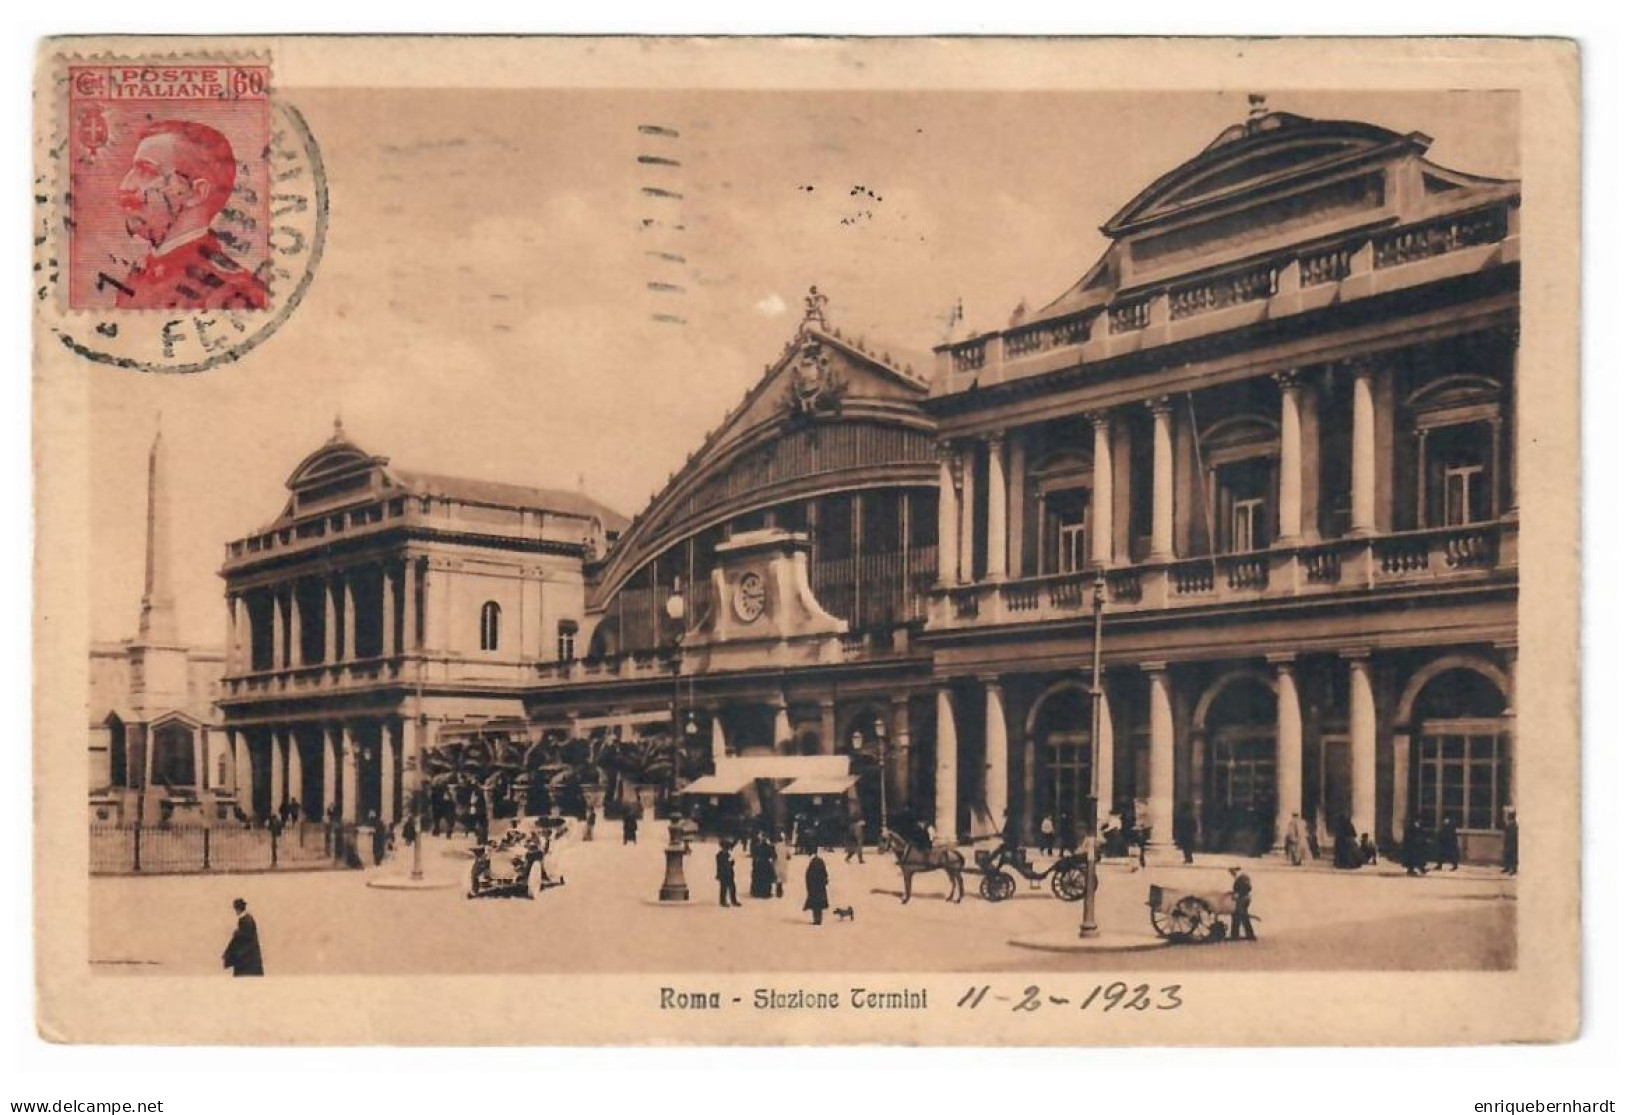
664;592;686;623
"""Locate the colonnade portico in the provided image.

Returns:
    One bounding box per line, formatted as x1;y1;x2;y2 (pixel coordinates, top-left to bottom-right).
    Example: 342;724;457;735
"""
224;556;424;676
221;716;417;827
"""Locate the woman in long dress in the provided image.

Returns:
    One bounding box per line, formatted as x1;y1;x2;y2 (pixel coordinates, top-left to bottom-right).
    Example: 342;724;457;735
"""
749;833;776;899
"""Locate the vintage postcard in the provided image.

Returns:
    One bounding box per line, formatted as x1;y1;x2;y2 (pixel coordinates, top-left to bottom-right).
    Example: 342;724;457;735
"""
32;36;1580;1045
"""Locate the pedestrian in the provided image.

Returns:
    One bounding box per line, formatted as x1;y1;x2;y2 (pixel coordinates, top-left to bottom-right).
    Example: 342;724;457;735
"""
1434;815;1461;872
774;830;792;898
1284;812;1308;867
585;807;596;843
715;840;741;907
402;814;417;848
1227;867;1257;942
844;815;866;863
1502;810;1519;876
1358;832;1378;866
369;811;387;866
1058;811;1078;855
1173;802;1197;865
1333;815;1360;869
804;850;830;925
749;833;776;899
924;821;938;848
1038;814;1055;856
221;898;264;976
1402;816;1432;876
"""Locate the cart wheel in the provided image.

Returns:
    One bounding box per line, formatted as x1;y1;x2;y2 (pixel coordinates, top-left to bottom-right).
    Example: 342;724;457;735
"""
1051;860;1090;902
979;870;1016;903
1149;904;1171;938
1167;896;1216;942
526;859;546;900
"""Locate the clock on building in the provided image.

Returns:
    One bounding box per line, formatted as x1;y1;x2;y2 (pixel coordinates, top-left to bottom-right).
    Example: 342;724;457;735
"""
733;570;766;623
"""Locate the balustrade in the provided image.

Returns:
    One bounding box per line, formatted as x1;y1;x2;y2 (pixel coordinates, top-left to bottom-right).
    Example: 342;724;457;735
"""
1108;299;1151;334
1171;560;1215;596
1221;553;1270;591
1299;245;1353;286
1168;263;1278;320
1301;545;1343;584
1004;313;1091;359
1107;567;1141;603
1374;206;1510;269
950;340;987;373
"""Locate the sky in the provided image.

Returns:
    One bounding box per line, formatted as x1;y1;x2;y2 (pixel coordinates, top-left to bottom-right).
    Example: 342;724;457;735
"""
85;88;1518;647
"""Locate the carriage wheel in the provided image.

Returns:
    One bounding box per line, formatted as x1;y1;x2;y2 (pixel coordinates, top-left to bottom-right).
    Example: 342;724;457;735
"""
1051;860;1090;902
1149;904;1172;938
979;870;1016;903
1167;896;1216;942
526;859;547;900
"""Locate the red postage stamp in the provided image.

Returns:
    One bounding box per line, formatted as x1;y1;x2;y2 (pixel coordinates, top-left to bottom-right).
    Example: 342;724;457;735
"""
67;63;272;311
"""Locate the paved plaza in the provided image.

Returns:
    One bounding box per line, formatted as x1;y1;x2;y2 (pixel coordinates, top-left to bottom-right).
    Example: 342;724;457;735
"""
90;833;1515;976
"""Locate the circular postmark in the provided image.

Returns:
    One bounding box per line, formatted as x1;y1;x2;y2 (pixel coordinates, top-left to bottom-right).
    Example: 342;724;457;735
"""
37;83;327;375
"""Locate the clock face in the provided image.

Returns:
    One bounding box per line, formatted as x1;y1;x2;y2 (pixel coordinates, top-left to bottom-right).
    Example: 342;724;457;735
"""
733;570;766;623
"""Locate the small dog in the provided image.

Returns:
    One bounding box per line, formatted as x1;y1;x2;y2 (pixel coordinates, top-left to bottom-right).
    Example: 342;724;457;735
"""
832;906;856;922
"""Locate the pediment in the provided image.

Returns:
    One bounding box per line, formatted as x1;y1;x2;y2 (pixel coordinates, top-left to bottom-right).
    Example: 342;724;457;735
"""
1104;113;1419;236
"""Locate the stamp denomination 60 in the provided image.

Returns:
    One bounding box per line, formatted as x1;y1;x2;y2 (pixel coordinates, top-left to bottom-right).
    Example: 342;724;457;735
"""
37;56;326;373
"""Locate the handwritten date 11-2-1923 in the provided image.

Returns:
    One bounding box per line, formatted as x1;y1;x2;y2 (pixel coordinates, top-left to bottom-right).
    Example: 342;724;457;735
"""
957;982;1184;1013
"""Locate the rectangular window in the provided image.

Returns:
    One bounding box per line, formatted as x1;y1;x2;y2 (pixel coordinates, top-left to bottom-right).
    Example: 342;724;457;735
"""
1231;497;1266;553
557;621;577;662
1416;726;1507;830
1443;464;1486;526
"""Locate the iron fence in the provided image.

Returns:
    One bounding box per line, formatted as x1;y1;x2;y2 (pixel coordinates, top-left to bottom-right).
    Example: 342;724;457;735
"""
89;822;363;875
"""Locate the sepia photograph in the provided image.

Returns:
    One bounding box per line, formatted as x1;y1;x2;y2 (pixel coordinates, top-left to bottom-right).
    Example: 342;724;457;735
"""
28;35;1581;1052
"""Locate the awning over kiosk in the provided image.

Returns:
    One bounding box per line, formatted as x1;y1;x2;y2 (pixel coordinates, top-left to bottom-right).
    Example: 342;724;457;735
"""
780;775;859;796
679;772;758;795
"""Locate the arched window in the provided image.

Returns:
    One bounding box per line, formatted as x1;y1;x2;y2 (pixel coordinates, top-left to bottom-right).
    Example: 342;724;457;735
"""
479;601;501;651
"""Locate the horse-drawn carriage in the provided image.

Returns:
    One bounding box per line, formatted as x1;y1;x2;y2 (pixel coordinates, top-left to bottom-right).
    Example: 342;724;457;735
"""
1146;883;1241;943
971;844;1092;903
467;817;569;900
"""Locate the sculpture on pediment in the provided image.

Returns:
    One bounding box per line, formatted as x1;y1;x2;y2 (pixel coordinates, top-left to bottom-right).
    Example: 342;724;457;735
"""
781;337;847;423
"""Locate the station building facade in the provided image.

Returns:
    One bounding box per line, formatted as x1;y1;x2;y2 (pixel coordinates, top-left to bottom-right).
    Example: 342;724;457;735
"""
211;106;1521;862
214;421;626;824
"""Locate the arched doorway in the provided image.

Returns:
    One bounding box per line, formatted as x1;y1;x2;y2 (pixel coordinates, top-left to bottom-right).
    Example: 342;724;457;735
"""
1196;672;1276;854
1406;664;1510;860
1028;683;1092;848
104;714;127;789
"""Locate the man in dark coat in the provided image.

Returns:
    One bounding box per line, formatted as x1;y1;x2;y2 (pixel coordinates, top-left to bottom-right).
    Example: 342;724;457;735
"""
1227;867;1256;942
1173;802;1197;865
222;898;264;976
1434;815;1461;871
804;851;830;925
1402;817;1432;876
1502;811;1519;875
715;841;741;907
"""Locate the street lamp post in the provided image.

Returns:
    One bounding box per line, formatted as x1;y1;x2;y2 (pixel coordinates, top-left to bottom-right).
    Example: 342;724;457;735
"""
1080;569;1107;939
664;583;687;800
874;717;889;836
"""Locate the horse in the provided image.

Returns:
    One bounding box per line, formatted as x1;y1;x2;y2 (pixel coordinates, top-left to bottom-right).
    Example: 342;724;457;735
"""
878;830;965;904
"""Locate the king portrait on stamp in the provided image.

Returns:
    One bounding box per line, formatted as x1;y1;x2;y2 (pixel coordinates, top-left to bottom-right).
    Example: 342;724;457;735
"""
111;119;268;311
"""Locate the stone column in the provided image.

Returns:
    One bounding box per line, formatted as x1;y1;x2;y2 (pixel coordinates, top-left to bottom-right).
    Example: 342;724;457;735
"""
269;730;285;810
818;697;837;756
323;577;338;664
233;731;251;804
985;433;1008;581
1347;651;1378;841
382;565;398;657
1147;397;1175;560
272;591;287;670
1090;411;1115;567
710;711;728;763
288;583;304;667
1093;679;1115;819
322;725;338;818
773;700;792;751
1007;435;1027;577
1276;371;1304;543
191;727;207;793
381;721;397;823
1272;656;1304;847
983;679;1008;831
343;575;359;660
957;445;977;584
934;685;958;842
286;731;303;810
225;594;239;674
403;557;420;650
889;696;912;812
937;446;960;587
1351;362;1377;535
399;715;420;817
1146;664;1174;848
340;723;358;823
